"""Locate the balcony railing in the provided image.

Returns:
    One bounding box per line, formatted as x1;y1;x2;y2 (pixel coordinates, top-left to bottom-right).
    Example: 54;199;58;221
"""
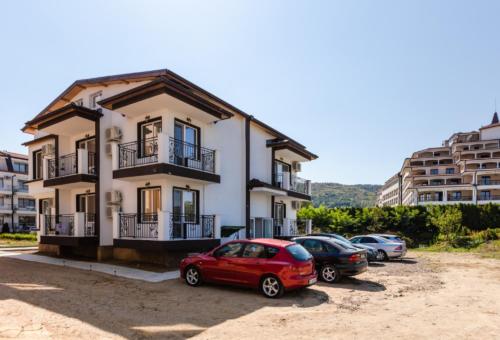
447;196;473;202
170;214;215;239
478;180;500;185
84;213;96;236
418;197;443;202
273;173;311;195
117;136;217;173
17;205;36;211
478;195;500;201
47;151;96;178
273;218;312;237
44;214;75;236
119;213;158;239
169;138;215;173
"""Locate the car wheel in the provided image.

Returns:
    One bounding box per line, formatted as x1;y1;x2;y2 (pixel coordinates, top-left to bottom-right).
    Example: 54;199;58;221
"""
320;264;341;283
185;266;202;287
377;250;388;261
260;275;284;298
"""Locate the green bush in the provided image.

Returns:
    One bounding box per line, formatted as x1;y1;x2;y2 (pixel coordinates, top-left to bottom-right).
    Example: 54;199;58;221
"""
0;233;37;241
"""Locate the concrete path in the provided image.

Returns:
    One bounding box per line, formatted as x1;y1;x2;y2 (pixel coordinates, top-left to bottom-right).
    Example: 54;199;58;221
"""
0;246;38;251
0;250;180;283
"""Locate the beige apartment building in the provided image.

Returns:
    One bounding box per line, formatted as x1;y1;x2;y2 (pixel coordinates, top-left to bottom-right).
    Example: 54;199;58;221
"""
378;113;500;206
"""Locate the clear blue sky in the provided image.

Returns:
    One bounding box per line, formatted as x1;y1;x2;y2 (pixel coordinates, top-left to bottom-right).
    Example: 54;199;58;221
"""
1;0;500;184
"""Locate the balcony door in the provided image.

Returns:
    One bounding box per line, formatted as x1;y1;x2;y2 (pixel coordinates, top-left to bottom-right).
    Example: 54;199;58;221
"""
174;120;200;165
77;193;96;235
39;198;53;233
273;202;286;236
139;187;161;222
138;118;162;158
172;187;198;239
77;137;96;174
274;160;291;188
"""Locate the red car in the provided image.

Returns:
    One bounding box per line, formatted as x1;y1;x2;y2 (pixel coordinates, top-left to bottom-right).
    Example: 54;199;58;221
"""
180;238;318;298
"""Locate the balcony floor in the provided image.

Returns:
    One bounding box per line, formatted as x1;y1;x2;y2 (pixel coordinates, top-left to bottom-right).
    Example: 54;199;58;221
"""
113;163;220;183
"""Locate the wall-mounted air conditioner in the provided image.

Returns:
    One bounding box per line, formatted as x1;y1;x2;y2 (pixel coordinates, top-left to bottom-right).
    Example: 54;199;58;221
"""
105;127;122;141
291;201;301;210
105;191;122;205
41;144;55;156
292;162;302;172
105;143;113;156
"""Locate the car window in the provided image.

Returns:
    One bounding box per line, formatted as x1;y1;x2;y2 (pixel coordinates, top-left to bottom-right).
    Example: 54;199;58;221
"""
323;242;339;253
266;246;280;258
362;237;377;243
350;237;360;244
214;243;243;258
242;243;267;258
332;240;358;251
302;239;324;253
286;244;312;261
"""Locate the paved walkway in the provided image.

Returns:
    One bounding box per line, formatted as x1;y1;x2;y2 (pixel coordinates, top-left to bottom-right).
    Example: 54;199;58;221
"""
0;250;180;283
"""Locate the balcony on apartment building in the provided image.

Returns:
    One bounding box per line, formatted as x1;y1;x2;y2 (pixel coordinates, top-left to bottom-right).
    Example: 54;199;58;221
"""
40;213;98;246
43;150;97;187
272;172;312;197
477;176;500;187
478;190;500;202
112;135;220;183
113;211;220;251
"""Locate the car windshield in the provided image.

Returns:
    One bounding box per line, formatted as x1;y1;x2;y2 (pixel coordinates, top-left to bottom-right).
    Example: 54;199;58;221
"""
286;244;312;261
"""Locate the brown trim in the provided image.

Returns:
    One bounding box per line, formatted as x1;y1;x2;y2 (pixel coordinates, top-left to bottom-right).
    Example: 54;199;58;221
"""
99;77;234;120
22;134;57;146
40;236;99;246
25;103;102;131
286;190;312;201
24;178;43;184
267;138;318;160
112;163;220;183
113;238;220;252
43;174;97;187
248;178;312;201
32;149;43;180
55;189;60;217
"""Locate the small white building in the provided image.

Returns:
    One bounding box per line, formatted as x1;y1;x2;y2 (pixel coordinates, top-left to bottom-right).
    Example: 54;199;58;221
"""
22;69;317;264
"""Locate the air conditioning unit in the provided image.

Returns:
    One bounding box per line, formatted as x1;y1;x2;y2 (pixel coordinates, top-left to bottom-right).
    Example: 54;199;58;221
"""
105;143;113;156
292;161;302;172
41;144;55;156
105;206;114;219
291;201;302;210
105;127;122;141
105;190;122;205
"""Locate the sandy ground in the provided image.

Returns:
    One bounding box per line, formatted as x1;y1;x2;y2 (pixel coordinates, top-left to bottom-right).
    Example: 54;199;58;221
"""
0;252;498;339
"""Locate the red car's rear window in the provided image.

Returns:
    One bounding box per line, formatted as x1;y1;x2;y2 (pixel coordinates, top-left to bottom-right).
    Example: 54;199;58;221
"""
286;244;312;261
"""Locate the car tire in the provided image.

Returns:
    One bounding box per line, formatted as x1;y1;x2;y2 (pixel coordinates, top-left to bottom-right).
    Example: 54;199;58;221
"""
320;264;341;283
377;250;389;261
260;275;284;298
185;266;202;287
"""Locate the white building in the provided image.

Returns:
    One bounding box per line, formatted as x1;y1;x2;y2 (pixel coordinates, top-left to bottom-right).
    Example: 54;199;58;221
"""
376;172;401;207
22;69;317;264
0;151;36;232
379;113;500;206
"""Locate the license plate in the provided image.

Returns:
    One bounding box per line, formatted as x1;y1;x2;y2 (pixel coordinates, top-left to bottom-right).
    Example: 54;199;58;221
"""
308;277;317;285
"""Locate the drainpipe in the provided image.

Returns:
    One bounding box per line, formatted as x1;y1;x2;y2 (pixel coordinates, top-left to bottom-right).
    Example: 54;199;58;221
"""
11;174;15;232
245;116;252;239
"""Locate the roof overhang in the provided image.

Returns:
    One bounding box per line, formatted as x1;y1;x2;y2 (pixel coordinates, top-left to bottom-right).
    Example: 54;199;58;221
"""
266;138;318;161
99;76;234;120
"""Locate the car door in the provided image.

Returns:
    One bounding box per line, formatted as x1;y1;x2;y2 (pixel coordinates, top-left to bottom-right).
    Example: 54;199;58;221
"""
231;243;268;287
300;239;329;268
208;242;246;284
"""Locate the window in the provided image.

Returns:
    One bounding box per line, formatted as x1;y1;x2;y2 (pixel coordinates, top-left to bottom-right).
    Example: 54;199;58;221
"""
174;120;200;161
360;237;377;243
430;169;439;175
77;193;96;214
89;91;102;109
302;239;324;253
266;246;280;258
139;118;162;158
139;187;161;216
18;198;35;209
274;160;291;188
13;162;28;174
480;191;491;200
242;243;267;258
172;188;197;218
446;168;455;174
214;242;243;258
286;244;312;261
33;150;43;180
19;216;35;226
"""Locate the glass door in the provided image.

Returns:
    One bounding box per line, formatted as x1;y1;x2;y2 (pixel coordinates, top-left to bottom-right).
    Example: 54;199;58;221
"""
273;203;285;236
139;119;162;158
172;188;198;238
139;187;161;222
174;121;199;166
274;161;291;188
77;138;96;174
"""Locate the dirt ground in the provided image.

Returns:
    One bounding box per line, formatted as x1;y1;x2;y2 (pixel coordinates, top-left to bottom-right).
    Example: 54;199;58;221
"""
0;252;498;339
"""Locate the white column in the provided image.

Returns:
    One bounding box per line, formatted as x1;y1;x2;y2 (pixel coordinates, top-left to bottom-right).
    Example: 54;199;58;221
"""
157;210;170;240
306;180;312;195
112;211;120;239
214;214;221;239
39;214;46;236
443;190;448;202
306;219;312;234
77;149;88;174
157;133;170;164
74;212;85;237
282;172;291;190
111;142;120;171
473;187;478;204
42;158;50;180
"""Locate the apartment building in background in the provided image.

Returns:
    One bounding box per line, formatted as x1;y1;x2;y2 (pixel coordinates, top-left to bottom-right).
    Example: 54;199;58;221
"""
378;113;500;206
0;151;36;231
376;172;401;207
22;69;317;265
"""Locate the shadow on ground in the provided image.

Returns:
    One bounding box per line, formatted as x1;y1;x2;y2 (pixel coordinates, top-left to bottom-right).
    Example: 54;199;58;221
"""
0;257;328;339
318;277;386;292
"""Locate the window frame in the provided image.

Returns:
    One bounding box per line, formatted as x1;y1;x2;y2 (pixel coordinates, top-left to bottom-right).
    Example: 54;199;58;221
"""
137;186;162;222
32;149;43;180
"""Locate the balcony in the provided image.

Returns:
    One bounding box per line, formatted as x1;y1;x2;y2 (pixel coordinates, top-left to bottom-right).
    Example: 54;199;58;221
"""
113;134;220;183
40;213;98;246
478;195;500;201
113;211;221;252
447;196;473;202
478;179;500;186
272;173;312;197
273;219;312;238
43;150;97;187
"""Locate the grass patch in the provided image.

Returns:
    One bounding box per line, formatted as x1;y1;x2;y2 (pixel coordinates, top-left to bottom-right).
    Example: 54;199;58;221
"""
0;233;37;248
415;240;500;259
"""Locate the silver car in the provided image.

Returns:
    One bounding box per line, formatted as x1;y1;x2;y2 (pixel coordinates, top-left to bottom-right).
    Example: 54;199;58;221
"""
350;235;406;261
370;234;407;248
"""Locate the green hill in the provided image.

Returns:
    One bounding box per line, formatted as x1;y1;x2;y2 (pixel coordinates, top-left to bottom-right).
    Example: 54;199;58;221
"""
311;182;382;208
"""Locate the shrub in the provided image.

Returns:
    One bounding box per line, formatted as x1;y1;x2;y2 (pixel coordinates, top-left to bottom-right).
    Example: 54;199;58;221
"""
0;233;37;241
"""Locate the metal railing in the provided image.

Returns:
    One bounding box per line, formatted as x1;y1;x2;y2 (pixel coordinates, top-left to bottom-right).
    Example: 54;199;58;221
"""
418;196;443;202
273;219;309;237
447;196;473;202
84;213;96;236
119;213;158;238
273;173;310;195
478;195;500;201
45;214;74;236
478;179;500;185
48;153;77;178
170;214;215;239
169;138;215;173
291;175;309;194
118;138;158;168
17;205;36;211
88;151;97;175
273;218;283;236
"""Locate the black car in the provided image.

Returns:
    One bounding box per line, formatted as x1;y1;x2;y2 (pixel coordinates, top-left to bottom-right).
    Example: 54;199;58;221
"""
293;236;368;283
309;233;380;262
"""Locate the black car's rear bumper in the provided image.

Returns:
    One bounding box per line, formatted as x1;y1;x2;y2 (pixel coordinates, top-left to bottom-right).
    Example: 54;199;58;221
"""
338;261;368;276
